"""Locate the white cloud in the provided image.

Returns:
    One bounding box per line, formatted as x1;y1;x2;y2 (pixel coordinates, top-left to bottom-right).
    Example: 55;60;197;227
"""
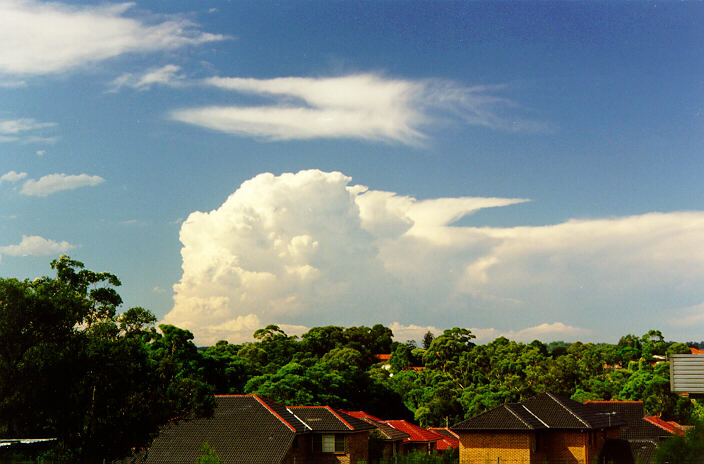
109;64;184;91
0;170;27;183
0;0;225;76
0;118;57;144
164;170;704;345
0;235;74;256
35;150;45;156
170;74;550;145
20;173;104;196
388;321;588;344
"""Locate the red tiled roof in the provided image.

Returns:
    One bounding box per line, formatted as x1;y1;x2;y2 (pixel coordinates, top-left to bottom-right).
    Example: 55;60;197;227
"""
384;420;443;443
341;410;385;422
690;347;704;355
375;353;392;361
428;428;459;450
643;416;686;436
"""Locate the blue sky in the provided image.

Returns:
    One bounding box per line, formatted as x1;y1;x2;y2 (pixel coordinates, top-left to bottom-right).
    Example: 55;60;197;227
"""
1;0;703;345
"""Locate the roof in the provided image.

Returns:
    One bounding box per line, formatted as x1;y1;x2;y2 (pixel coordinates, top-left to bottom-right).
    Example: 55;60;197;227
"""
428;428;459;450
339;410;410;441
123;395;308;464
342;410;385;422
585;401;683;440
452;392;624;432
384;420;443;443
375;353;392;361
288;406;376;433
691;347;704;355
643;416;687;436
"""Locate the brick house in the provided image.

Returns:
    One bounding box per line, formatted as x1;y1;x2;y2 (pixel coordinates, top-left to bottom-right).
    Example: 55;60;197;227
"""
341;410;410;461
451;392;623;464
287;406;376;464
584;400;687;464
384;419;443;455
117;395;374;464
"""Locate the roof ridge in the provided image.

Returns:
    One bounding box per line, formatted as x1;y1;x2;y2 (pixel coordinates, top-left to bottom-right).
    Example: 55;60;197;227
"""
545;392;590;428
519;404;549;428
286;407;313;431
327;406;353;430
504;403;535;429
643;416;679;434
251;395;298;432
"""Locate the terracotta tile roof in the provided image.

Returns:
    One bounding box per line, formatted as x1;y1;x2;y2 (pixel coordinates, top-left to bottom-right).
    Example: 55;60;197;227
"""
375;353;392;361
339;410;410;441
341;410;385;422
428;428;459;450
643;416;687;436
452;392;624;432
288;406;376;433
690;347;704;355
384;420;443;443
126;395;307;463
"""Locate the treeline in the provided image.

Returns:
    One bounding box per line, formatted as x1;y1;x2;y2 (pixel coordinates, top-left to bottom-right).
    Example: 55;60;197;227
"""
1;257;701;462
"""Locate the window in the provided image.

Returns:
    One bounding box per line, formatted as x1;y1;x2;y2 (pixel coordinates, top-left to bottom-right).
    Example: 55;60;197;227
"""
313;434;345;453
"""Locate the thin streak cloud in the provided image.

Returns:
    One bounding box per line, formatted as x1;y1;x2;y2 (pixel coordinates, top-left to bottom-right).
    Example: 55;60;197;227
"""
170;74;551;145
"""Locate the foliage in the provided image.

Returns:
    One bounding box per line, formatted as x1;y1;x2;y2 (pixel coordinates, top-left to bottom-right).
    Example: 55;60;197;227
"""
196;442;223;464
655;420;704;464
0;257;213;462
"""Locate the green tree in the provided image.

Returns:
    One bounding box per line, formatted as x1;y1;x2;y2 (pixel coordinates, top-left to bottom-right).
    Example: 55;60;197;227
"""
0;257;213;462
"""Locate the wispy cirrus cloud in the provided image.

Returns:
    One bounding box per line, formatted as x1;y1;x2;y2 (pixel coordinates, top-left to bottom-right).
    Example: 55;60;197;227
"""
0;118;57;144
108;64;184;92
20;173;104;197
0;170;27;183
170;73;552;145
0;0;226;76
0;235;74;257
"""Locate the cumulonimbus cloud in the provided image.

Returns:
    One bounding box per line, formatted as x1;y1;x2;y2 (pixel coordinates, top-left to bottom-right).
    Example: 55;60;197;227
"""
0;0;225;76
0;235;74;256
20;173;104;196
164;170;704;345
170;74;551;145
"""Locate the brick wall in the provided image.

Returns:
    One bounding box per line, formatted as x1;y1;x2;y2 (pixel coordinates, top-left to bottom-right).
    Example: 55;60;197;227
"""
458;431;533;464
285;432;370;464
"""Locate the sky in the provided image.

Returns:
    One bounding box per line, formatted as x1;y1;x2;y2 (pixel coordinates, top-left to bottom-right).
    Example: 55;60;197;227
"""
1;0;703;346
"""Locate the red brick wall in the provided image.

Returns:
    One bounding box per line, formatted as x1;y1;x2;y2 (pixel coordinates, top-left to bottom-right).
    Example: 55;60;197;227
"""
286;432;369;464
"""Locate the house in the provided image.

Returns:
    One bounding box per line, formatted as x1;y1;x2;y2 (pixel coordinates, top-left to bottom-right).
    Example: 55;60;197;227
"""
341;410;410;461
451;392;623;464
384;420;443;455
427;427;459;450
117;395;374;464
287;405;376;463
584;400;687;464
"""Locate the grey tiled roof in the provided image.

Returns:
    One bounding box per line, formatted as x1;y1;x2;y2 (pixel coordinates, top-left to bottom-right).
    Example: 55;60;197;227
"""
452;392;624;432
584;402;674;441
118;395;307;464
288;406;376;433
365;418;410;441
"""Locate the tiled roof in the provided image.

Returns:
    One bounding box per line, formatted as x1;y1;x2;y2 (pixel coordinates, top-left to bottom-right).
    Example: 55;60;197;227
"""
288;406;376;433
452;392;624;432
342;410;385;423
584;401;681;440
428;428;459;450
690;347;704;355
384;420;442;443
339;410;410;441
643;416;687;436
125;395;306;464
